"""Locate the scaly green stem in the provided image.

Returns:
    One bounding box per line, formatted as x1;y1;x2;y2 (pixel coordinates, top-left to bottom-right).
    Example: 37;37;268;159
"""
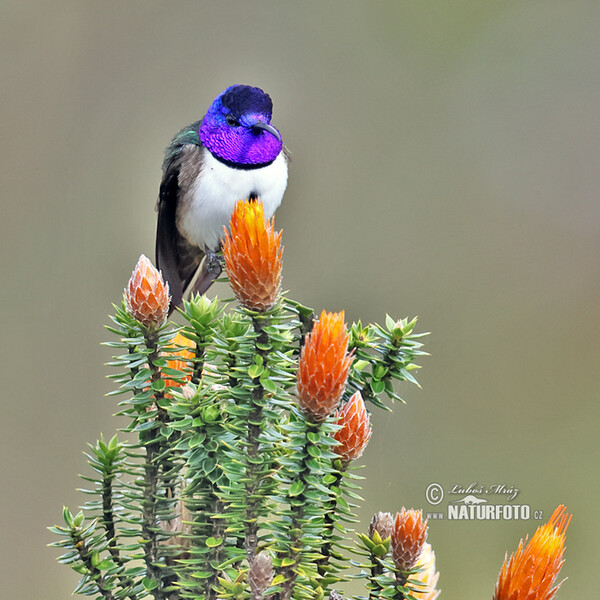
71;530;116;600
244;316;270;562
367;555;385;600
277;422;319;600
140;332;173;600
317;469;343;578
101;467;141;600
191;341;206;385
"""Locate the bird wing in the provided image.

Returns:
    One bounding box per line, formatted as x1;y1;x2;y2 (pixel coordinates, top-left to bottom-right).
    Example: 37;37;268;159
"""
156;129;205;312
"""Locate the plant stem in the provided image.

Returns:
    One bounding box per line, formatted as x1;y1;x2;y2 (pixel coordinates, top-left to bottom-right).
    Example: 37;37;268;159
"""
71;530;116;600
203;493;226;600
277;422;318;600
142;444;162;598
191;341;206;385
101;465;141;600
244;316;270;562
102;476;118;554
284;299;314;351
140;332;172;600
367;555;384;600
317;469;343;578
392;572;408;600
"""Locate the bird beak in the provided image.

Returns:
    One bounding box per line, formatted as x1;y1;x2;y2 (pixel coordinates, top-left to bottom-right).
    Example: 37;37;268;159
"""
251;121;282;143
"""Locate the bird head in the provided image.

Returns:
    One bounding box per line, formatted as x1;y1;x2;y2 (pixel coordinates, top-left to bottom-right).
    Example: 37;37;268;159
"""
199;85;283;166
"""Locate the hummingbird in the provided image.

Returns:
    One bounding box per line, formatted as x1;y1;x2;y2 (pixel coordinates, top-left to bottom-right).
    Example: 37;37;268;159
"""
155;84;288;312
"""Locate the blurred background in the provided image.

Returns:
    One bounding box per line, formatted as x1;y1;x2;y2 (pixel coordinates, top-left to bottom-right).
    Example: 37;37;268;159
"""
1;1;598;598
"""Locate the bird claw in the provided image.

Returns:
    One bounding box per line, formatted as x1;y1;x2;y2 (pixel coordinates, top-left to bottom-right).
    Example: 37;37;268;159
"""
189;250;224;297
205;250;223;278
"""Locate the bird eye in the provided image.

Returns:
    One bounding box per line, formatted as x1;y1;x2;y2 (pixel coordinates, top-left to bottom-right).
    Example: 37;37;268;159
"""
226;114;240;127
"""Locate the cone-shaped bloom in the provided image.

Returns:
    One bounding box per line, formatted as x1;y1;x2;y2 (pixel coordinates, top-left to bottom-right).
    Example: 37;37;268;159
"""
164;332;195;388
369;511;394;541
493;505;571;600
333;391;372;467
411;542;441;600
222;199;282;312
296;310;352;423
125;254;170;328
391;508;428;572
248;551;273;599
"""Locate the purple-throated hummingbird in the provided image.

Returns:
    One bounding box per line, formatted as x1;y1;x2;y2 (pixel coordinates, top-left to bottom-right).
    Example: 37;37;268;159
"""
155;84;288;312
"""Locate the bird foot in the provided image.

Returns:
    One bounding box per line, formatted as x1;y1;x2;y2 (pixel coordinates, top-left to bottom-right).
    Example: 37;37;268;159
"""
189;250;223;297
205;250;224;278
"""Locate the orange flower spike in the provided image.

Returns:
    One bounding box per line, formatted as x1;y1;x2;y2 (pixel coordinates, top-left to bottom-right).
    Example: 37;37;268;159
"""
222;200;283;312
125;254;170;328
391;508;428;572
333;391;372;467
493;505;571;600
163;332;195;388
297;310;352;423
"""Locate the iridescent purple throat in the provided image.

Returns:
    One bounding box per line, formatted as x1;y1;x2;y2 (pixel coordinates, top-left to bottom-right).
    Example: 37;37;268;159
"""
199;119;282;167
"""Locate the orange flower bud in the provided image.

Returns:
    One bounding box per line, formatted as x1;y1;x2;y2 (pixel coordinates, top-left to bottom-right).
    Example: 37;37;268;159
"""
125;254;170;328
493;505;571;600
391;508;428;571
163;332;195;388
296;310;352;423
222;199;282;312
333;391;372;467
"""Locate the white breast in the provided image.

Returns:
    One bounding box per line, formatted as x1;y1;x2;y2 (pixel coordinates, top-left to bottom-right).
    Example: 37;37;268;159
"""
178;148;288;250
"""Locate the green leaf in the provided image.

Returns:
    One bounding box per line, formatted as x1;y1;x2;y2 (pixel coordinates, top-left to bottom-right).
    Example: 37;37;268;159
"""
202;405;221;423
372;542;390;558
306;458;321;471
205;537;223;548
96;558;116;570
289;481;305;497
370;379;385;395
61;506;73;526
202;457;217;475
307;445;322;458
169;416;194;430
189;432;206;448
142;577;159;591
385;314;397;331
372;364;389;380
151;379;166;392
135;420;158;431
261;377;277;394
353;359;370;372
248;364;264;379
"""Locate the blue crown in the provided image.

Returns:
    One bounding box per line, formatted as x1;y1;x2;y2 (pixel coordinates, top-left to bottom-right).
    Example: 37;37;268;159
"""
220;85;273;120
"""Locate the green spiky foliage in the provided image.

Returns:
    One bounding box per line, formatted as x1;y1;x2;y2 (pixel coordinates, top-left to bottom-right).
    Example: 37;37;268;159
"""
353;532;430;600
51;288;427;600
